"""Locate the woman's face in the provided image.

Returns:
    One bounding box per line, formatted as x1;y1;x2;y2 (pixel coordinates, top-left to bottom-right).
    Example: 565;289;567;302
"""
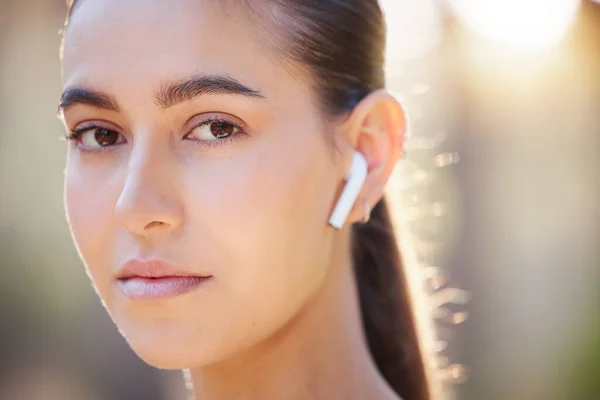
61;0;344;368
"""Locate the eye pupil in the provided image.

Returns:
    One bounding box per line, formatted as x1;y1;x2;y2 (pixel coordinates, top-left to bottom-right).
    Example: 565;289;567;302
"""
210;121;235;139
95;129;119;146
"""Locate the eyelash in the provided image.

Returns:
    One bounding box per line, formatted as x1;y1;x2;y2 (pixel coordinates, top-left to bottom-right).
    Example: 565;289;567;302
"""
64;117;247;152
64;125;118;155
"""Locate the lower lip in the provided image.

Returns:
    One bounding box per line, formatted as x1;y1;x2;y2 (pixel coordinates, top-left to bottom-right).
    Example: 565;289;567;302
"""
117;276;211;300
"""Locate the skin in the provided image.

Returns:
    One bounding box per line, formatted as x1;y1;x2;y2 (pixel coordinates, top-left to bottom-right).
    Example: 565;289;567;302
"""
60;1;406;399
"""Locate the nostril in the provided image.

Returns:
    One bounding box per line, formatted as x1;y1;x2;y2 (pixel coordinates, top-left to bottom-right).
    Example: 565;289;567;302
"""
145;221;168;230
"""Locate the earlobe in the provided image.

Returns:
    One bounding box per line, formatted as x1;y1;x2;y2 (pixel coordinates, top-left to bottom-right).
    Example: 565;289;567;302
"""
328;151;369;230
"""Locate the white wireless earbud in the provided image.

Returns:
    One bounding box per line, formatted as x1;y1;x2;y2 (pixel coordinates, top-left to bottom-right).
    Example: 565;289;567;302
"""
328;151;368;230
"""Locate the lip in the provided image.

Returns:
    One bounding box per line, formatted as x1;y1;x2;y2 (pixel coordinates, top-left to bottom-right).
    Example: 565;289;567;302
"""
116;259;212;300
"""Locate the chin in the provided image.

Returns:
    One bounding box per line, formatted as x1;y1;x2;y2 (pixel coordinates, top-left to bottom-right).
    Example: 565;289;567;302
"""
136;352;195;370
126;338;208;370
118;326;230;370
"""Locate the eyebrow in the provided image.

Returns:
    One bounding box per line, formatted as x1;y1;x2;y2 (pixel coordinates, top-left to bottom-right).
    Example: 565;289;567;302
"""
58;88;120;113
58;74;265;114
155;74;265;109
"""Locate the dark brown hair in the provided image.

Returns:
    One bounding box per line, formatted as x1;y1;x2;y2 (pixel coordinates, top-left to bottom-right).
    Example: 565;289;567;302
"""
65;1;431;399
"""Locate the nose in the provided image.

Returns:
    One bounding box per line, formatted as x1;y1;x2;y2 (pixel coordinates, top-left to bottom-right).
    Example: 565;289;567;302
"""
115;141;184;237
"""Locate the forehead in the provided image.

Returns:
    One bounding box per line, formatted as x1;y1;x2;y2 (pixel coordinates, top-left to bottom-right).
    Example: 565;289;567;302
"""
62;0;295;97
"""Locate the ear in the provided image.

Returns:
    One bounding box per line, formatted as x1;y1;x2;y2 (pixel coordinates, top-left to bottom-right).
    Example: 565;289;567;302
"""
338;89;407;224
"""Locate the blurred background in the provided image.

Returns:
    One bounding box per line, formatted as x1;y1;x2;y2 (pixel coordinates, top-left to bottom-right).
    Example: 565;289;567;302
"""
0;0;598;399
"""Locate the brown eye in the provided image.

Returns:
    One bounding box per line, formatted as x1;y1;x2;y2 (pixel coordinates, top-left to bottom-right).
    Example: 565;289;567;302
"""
94;128;120;146
210;121;237;139
78;127;125;150
189;119;241;142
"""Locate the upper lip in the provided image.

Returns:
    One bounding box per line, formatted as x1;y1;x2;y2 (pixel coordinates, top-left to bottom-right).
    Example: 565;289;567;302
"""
116;259;210;280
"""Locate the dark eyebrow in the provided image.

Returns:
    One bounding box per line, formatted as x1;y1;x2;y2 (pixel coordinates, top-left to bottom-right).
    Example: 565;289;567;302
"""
58;87;120;114
57;74;264;115
154;74;266;109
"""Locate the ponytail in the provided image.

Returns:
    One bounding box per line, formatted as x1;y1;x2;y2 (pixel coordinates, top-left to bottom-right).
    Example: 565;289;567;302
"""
353;197;430;400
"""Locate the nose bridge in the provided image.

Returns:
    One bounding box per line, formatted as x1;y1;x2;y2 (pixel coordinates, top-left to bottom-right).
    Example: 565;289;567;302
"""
116;135;183;234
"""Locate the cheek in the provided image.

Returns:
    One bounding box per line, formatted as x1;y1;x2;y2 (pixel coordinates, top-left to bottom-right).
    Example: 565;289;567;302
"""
185;125;338;349
64;161;121;298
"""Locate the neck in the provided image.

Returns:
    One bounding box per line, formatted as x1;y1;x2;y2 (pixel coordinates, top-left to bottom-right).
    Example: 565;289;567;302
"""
186;235;399;400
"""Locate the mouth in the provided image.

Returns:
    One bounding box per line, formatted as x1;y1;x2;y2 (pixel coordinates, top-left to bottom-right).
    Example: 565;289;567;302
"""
116;259;212;300
117;276;212;300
